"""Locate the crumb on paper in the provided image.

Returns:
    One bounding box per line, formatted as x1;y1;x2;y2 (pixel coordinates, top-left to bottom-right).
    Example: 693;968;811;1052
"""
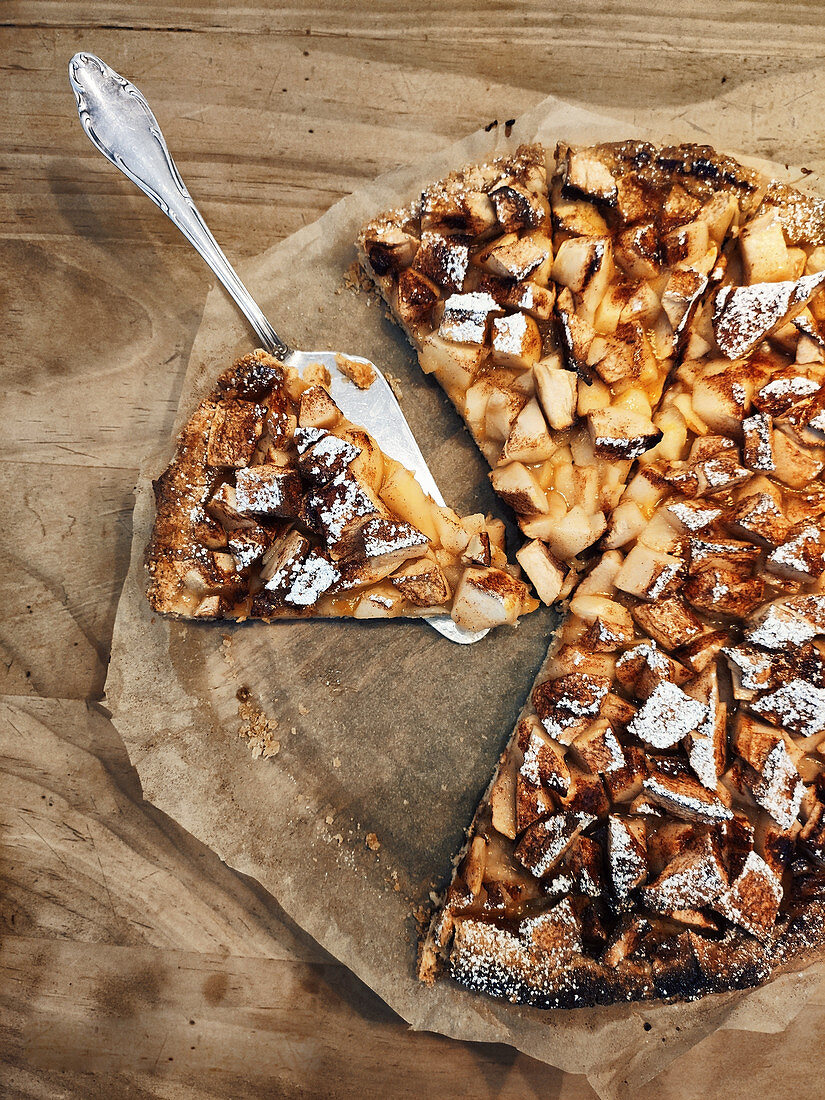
332;756;341;768
325;814;334;825
298;703;309;716
386;374;403;402
342;260;375;295
290;726;297;736
335;353;376;390
413;903;432;933
236;685;280;759
366;832;381;852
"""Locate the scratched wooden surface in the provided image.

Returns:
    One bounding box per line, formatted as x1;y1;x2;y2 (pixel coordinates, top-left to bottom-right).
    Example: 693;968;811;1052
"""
4;4;825;1097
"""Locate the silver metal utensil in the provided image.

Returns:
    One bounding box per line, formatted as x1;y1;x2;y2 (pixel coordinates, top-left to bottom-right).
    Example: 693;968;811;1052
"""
68;52;486;644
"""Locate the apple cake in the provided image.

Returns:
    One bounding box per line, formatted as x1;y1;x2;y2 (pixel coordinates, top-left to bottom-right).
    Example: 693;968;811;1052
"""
359;142;825;1005
146;350;537;631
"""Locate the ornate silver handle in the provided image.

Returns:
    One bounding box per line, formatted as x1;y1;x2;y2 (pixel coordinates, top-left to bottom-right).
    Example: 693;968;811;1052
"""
68;53;293;361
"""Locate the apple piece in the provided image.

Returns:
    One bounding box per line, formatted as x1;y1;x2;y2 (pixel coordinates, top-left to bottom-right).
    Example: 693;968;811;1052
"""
627;681;707;750
360;223;419;276
550;174;609;232
480;273;555;320
421;187;497;236
489;181;550;232
450;566;532;630
572;598;635;651
502;397;556;463
587;407;662;461
752;371;821;417
395;267;440;329
389;556;451;607
412;230;469;292
337;428;385;493
663;220;713;271
693;453;753;497
749;679;825;740
207;482;258;531
766;521;825;581
477;231;553;283
418;332;484;394
775;391;825;447
552;236;614;321
738;210;792;284
307;470;386;558
517;715;571;795
379;465;439;543
489;311;542;370
608;815;648;899
227;526;271;570
298;385;342;429
545;505;606;560
490;462;549;516
559;147;618;204
684;569;765;617
533;359;578;430
462;379;496;439
615;222;660;280
727;491;789;549
282;549;341;607
298;432;361;486
642;834;729;913
631;596;709;652
515;539;565;605
661;268;708;338
438;291;501;345
489;748;519;841
533;672;610;745
643;772;733;825
714;851;783;941
603;499;647;549
687;536;760;576
485;387;525;442
700;192;738;246
234;465;303;520
770;429;825;488
514;812;596;878
691;366;751;435
614;543;684;601
206;399;265;468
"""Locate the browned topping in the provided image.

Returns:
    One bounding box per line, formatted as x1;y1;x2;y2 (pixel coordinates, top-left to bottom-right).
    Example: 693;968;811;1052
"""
147;350;535;629
358;144;825;1009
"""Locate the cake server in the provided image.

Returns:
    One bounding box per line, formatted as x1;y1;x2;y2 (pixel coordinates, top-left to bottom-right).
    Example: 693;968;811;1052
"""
68;52;487;644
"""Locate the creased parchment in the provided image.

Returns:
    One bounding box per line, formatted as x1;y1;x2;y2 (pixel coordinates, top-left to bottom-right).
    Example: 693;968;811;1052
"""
107;75;825;1098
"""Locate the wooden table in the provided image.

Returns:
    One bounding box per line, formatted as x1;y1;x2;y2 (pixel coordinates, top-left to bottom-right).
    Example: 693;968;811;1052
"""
3;4;825;1096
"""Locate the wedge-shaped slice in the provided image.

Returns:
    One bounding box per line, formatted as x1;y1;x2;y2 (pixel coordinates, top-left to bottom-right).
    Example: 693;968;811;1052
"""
420;581;825;1008
147;350;537;630
358;141;768;595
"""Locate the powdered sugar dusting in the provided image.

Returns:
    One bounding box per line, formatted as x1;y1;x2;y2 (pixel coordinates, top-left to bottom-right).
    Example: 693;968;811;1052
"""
628;681;706;748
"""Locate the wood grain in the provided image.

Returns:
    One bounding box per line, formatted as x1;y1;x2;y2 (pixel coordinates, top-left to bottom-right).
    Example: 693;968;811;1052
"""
4;2;825;1096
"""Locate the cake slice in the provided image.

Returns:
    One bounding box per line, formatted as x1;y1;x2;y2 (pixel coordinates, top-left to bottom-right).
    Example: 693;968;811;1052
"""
146;350;537;631
358;142;767;598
